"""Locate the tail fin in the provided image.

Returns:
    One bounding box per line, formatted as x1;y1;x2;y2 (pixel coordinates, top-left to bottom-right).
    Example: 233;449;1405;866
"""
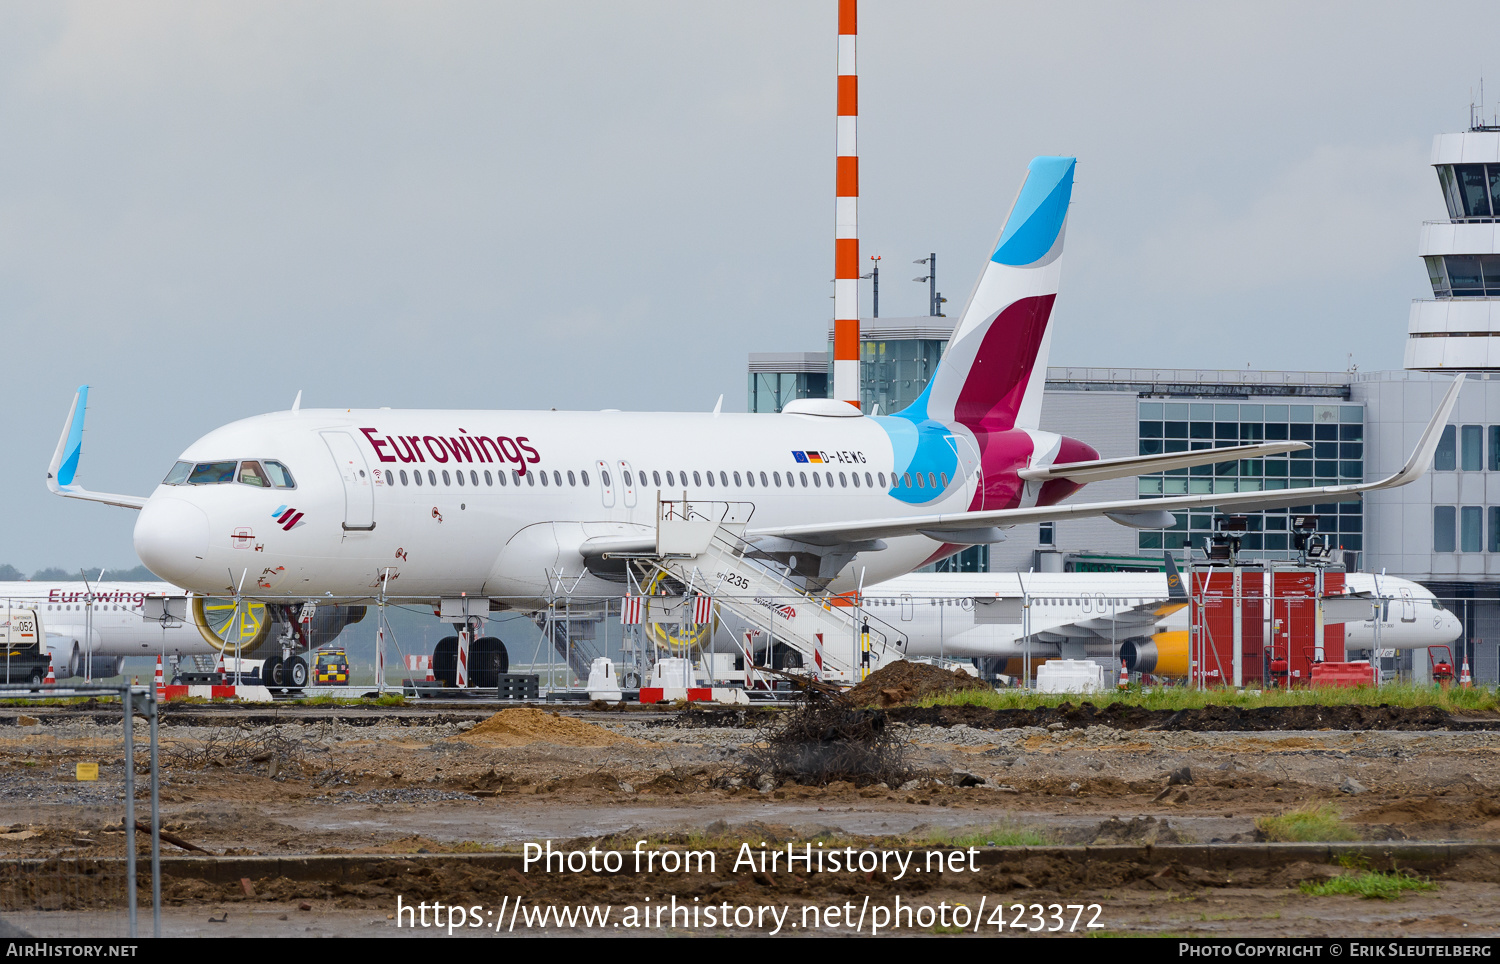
1163;552;1187;600
911;156;1074;433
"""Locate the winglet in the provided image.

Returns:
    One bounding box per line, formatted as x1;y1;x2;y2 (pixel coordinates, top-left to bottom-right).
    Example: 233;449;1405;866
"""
47;386;88;490
1385;374;1465;487
46;386;147;510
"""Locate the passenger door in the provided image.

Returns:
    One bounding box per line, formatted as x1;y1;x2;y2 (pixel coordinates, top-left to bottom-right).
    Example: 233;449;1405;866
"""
321;432;375;531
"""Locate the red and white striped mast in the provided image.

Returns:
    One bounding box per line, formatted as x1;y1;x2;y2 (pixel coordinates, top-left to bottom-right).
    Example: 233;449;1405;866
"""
832;0;860;409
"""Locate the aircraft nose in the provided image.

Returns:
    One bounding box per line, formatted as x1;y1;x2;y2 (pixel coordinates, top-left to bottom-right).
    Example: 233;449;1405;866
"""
134;497;209;585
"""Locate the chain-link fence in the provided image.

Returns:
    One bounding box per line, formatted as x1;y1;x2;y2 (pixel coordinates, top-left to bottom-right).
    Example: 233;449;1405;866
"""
0;685;159;938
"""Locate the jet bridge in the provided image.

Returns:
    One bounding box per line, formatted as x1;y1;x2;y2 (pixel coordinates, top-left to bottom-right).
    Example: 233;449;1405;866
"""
614;500;908;684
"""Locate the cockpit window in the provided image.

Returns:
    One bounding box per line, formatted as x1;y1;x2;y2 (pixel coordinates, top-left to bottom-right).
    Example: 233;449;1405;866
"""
238;461;270;487
187;461;237;485
164;459;296;487
263;461;295;488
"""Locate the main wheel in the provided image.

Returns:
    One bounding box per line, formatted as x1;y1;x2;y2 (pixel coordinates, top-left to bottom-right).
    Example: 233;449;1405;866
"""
470;637;510;688
432;636;458;687
284;656;308;689
263;656;284;688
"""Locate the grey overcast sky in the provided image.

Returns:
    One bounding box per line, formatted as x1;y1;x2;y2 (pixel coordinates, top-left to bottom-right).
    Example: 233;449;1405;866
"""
0;1;1490;571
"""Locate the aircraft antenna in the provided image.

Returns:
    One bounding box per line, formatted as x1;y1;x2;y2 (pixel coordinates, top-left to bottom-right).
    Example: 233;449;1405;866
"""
291;390;302;413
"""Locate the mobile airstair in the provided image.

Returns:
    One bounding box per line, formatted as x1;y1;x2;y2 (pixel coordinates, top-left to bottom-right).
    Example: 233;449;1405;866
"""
628;500;908;683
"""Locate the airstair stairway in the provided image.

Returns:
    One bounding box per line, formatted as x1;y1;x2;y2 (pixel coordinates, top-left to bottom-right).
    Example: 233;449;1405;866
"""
636;500;908;683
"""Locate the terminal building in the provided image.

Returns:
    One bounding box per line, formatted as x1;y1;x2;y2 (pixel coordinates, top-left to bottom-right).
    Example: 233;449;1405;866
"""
749;122;1500;681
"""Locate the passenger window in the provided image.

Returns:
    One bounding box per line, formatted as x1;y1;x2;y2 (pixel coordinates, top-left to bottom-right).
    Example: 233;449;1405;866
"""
553;470;561;486
601;470;611;487
760;471;768;487
400;470;409;485
666;471;675;486
485;470;493;485
719;471;728;486
384;470;394;486
428;470;437;486
442;470;451;485
539;471;548;486
568;470;576;486
839;472;847;487
581;470;590;486
706;471;715;487
498;470;507;486
414;471;423;486
653;471;661;486
851;472;859;488
624;470;633;486
813;473;822;488
527;472;536;487
471;470;479;486
455;470;464;486
693;471;702;486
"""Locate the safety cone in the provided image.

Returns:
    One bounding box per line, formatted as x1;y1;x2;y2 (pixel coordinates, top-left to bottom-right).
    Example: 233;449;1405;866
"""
1461;658;1473;689
1118;662;1130;689
43;656;55;687
154;656;165;698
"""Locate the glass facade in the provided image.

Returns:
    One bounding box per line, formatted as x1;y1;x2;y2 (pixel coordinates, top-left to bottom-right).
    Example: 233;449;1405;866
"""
835;337;947;415
1134;400;1365;559
747;371;828;414
1437;164;1500;222
1424;254;1500;298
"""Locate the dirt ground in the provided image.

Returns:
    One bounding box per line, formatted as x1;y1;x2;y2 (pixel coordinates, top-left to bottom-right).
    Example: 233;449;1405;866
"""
2;700;1499;937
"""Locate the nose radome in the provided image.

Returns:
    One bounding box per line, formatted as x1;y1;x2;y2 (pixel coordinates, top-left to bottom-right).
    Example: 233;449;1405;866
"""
134;497;210;586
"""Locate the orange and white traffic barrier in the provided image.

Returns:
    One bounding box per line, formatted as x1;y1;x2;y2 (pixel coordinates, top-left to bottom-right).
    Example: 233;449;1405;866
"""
1461;658;1473;688
154;655;165;697
43;656;55;687
1118;662;1129;689
404;655;436;681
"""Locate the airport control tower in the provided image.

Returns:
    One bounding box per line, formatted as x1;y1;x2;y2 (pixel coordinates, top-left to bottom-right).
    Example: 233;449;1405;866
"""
1405;119;1500;369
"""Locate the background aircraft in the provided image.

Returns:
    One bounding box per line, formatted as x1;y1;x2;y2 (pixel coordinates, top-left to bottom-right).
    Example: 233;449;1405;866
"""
866;568;1461;679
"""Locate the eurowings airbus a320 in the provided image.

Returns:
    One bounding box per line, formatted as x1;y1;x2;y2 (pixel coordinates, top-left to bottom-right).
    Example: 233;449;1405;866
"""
48;158;1462;651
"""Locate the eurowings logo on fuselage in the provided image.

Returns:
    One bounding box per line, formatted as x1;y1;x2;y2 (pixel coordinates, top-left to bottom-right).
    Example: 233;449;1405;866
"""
359;428;541;474
272;505;306;531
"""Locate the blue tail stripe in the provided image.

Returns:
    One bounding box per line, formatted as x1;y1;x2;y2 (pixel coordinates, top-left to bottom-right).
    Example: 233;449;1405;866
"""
991;156;1075;267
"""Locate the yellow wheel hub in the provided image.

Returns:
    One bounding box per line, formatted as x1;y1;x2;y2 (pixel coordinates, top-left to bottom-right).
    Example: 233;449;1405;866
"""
190;596;273;654
643;571;714;654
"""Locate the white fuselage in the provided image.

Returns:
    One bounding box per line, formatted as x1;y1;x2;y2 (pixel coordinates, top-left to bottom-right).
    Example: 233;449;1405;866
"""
869;571;1463;659
133;409;981;605
0;582;211;676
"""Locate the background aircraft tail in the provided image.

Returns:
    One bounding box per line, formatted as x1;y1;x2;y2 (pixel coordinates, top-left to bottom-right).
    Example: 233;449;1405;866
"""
911;156;1074;434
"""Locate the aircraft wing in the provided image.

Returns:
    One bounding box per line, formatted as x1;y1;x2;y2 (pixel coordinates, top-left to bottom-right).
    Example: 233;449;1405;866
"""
1028;599;1184;643
46;387;148;510
748;374;1464;547
1016;440;1308;484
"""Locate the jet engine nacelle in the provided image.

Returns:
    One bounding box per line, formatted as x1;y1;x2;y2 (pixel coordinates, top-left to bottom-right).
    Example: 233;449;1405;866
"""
1121;630;1190;677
